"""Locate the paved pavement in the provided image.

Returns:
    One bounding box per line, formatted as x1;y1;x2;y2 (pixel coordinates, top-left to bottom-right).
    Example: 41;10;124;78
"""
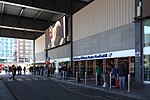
0;74;150;100
52;75;150;100
0;79;15;100
2;76;96;100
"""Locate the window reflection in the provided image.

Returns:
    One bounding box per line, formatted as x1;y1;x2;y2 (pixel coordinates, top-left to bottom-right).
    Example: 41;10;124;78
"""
144;19;150;46
144;55;150;81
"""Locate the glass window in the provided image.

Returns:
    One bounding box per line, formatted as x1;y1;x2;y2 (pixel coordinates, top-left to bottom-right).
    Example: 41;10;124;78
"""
144;19;150;46
144;55;150;81
10;51;12;53
144;19;150;82
20;47;23;49
20;43;23;45
20;39;23;41
20;51;23;53
20;54;23;57
30;47;33;50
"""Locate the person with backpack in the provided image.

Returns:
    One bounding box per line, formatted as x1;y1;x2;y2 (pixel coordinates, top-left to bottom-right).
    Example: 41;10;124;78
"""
110;64;117;87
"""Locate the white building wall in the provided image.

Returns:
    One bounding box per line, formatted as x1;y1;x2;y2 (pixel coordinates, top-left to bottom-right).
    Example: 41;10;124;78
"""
73;0;135;41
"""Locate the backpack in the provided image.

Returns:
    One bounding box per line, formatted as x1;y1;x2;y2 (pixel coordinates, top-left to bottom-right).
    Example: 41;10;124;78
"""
111;68;117;78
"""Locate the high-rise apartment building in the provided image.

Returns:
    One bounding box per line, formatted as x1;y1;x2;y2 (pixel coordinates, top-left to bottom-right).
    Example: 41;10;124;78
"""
0;37;34;64
17;39;33;63
0;37;15;63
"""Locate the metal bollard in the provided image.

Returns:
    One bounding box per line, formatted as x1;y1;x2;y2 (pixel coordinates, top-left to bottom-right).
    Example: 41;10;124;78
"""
95;73;97;86
56;72;58;79
102;74;106;88
127;74;130;92
76;72;78;83
63;71;65;80
85;72;87;84
109;73;111;89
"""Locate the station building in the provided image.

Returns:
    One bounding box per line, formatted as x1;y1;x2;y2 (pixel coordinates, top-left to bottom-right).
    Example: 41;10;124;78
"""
35;0;150;84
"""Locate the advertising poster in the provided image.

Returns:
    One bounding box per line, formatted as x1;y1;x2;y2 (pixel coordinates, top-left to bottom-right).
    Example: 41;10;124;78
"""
45;16;66;49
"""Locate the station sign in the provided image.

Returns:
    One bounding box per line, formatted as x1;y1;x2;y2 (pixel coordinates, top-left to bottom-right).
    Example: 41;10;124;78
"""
73;53;112;61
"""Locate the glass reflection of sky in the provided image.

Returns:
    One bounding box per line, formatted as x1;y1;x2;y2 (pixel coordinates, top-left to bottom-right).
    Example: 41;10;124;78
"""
144;26;150;34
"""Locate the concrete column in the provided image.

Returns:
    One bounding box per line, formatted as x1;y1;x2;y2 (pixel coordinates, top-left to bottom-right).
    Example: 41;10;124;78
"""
134;0;143;84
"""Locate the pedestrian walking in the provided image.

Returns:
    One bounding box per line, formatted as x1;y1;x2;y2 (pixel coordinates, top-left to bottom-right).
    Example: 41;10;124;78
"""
8;65;16;81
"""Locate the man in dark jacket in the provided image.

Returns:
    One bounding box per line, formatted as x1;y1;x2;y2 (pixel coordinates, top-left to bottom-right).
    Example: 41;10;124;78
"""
117;61;127;90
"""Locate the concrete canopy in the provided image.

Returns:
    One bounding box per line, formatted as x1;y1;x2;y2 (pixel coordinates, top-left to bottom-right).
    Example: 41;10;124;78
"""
0;0;94;40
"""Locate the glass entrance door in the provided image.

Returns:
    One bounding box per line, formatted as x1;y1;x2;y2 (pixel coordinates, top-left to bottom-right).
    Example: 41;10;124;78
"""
144;55;150;82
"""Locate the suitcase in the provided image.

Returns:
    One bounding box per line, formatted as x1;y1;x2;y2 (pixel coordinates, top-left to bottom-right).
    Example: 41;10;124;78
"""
116;80;119;88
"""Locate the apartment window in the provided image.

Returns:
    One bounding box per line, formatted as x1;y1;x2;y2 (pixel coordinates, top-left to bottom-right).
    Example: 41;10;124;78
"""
10;46;13;49
20;47;23;49
20;54;23;57
26;43;29;45
10;51;12;53
20;39;23;41
20;51;23;53
20;43;23;45
25;55;29;58
25;51;29;53
25;47;29;49
30;51;33;53
19;58;24;63
30;47;33;50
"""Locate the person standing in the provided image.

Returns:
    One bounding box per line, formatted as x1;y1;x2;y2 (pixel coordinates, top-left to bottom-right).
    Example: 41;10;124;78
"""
49;64;53;77
117;61;127;90
66;64;72;79
23;66;26;75
58;64;62;78
110;64;117;87
96;63;102;85
63;64;67;80
8;65;16;81
45;64;49;77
